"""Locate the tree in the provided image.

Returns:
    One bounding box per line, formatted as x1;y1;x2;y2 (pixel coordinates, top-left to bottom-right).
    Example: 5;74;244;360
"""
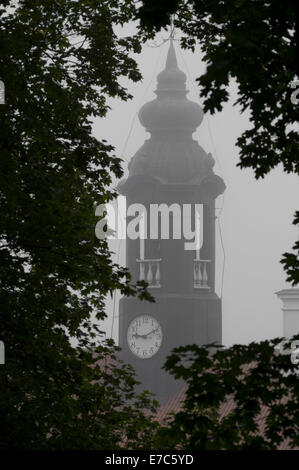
0;0;159;449
137;0;299;285
154;337;299;450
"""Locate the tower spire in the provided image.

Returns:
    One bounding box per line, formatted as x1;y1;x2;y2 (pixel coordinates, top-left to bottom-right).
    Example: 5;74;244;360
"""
165;38;178;70
155;40;186;95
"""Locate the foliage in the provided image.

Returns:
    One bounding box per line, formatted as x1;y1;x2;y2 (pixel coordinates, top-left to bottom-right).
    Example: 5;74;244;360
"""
1;0;298;450
153;337;299;450
138;0;299;285
0;0;158;449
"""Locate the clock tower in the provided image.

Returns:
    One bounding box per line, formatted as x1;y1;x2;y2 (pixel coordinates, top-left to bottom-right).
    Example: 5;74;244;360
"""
118;40;225;404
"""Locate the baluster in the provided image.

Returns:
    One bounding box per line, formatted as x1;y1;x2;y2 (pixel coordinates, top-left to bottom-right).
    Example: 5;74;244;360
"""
155;261;161;286
139;261;145;281
193;261;198;287
198;261;203;287
147;262;153;285
202;261;208;288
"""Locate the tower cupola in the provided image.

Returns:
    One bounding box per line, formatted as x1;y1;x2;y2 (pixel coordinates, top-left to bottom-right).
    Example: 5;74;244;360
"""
119;41;221;186
139;40;203;133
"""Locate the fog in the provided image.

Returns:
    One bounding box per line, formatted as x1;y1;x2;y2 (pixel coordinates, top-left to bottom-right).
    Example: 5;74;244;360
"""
92;35;298;347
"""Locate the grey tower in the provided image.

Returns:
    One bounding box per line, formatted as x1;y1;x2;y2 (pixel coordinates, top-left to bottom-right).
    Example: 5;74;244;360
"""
118;41;225;404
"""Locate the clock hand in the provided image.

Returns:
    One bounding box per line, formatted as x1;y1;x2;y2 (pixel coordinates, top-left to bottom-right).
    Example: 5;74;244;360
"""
132;327;159;339
137;332;150;339
132;331;144;339
143;327;158;338
132;326;149;339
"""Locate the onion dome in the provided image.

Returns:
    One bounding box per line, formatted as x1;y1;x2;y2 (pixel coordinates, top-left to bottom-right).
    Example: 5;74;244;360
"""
118;40;225;196
139;40;203;133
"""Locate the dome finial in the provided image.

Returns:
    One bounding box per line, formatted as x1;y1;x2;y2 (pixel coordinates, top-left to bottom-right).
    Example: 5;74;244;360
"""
165;38;178;69
155;40;186;94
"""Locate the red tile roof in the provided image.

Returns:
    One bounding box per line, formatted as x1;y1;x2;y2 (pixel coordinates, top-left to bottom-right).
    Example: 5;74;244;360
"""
156;386;297;450
94;353;297;450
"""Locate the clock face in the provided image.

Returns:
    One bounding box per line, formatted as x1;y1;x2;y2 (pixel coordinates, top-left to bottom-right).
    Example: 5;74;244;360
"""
127;315;163;359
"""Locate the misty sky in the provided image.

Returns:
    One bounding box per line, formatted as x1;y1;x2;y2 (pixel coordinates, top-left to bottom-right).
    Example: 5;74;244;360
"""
92;32;298;347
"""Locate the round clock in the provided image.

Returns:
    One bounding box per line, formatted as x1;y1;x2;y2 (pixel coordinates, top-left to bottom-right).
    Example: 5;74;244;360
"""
127;314;163;359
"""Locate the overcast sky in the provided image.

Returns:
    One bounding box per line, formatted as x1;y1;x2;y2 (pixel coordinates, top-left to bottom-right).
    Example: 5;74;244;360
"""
92;32;298;347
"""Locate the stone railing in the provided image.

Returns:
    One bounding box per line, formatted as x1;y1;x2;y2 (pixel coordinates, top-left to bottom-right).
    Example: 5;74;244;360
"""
136;259;161;288
193;259;211;289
